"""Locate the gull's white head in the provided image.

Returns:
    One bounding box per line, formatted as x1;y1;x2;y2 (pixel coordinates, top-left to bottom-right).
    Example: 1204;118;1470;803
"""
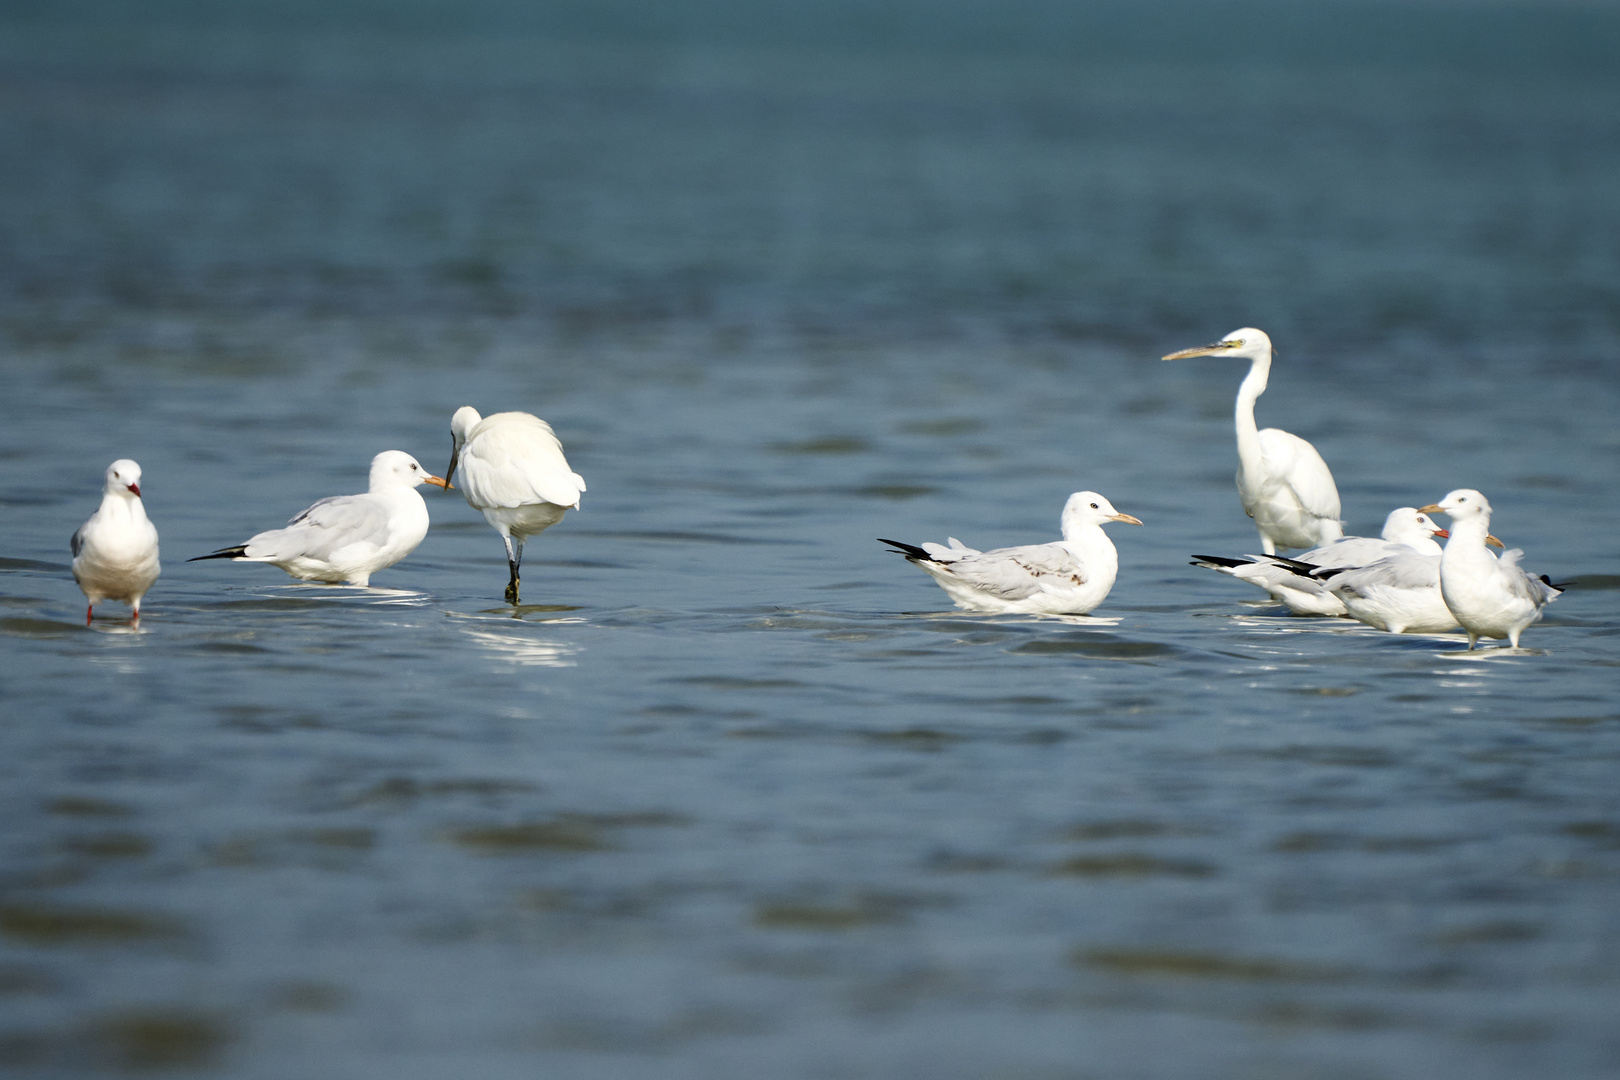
1162;327;1273;363
1381;507;1448;544
105;459;144;498
1061;491;1144;535
369;450;449;492
1419;489;1492;523
1416;490;1506;547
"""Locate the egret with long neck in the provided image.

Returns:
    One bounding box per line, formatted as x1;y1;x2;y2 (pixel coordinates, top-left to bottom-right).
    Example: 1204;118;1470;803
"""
1164;328;1343;555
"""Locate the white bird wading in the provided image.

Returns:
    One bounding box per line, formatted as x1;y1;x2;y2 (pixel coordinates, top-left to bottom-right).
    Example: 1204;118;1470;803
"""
1164;328;1343;555
72;459;161;624
445;406;586;604
1418;489;1562;650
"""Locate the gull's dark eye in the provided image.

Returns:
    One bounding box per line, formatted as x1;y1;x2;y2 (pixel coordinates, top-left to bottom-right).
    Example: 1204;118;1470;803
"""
1090;503;1099;509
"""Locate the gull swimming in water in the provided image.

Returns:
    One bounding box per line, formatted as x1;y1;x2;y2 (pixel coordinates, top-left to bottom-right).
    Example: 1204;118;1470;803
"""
445;406;586;604
880;491;1142;615
72;459;160;624
190;451;447;586
1418;489;1563;649
1191;507;1447;616
1316;551;1459;635
1164;328;1343;554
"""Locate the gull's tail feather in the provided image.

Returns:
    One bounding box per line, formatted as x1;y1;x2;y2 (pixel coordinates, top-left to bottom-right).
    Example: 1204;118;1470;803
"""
188;545;248;562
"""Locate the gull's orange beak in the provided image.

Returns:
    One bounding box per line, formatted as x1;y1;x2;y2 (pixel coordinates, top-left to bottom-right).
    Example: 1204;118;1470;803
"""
1486;534;1504;548
1416;503;1443;514
422;474;451;489
128;483;141;497
1109;512;1144;526
1432;528;1449;539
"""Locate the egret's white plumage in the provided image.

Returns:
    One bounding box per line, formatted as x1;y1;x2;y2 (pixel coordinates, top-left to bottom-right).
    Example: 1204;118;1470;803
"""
191;451;447;586
72;459;161;624
446;406;586;604
1419;489;1561;649
1164;328;1343;555
1191;507;1446;616
880;492;1142;615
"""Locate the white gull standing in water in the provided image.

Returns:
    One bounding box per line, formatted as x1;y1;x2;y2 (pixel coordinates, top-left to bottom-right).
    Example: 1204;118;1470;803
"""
1163;328;1343;554
445;406;586;604
190;451;447;586
1418;489;1563;649
1190;507;1448;616
72;459;160;624
880;492;1142;615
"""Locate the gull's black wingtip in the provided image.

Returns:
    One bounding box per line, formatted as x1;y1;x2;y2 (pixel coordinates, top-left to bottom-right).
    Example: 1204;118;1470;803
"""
878;538;930;560
188;546;247;563
1190;555;1249;569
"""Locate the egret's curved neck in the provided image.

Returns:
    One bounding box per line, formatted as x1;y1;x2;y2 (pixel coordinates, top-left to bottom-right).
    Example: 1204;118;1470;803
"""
1234;352;1270;471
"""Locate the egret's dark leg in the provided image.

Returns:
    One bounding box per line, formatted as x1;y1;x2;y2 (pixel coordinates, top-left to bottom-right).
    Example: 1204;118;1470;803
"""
503;535;525;604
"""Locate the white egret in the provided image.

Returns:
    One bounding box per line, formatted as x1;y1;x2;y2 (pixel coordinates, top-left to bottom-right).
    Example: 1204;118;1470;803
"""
1418;489;1562;649
72;459;160;624
191;451;447;586
445;406;585;604
880;492;1142;615
1163;328;1343;554
1191;507;1446;616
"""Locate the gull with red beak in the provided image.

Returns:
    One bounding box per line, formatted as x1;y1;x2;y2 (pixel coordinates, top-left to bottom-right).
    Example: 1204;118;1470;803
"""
1164;328;1343;555
1191;507;1449;616
72;458;160;624
880;492;1143;615
191;451;447;587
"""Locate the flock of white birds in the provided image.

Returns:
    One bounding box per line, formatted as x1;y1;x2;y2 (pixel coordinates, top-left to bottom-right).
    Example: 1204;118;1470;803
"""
70;407;584;623
66;328;1562;650
878;327;1562;649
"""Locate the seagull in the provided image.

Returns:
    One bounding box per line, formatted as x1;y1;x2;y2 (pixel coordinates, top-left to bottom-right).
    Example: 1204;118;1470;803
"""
445;406;586;604
190;451;447;586
1317;551;1458;635
1418;489;1562;649
1163;328;1343;554
1190;507;1447;616
71;459;161;624
880;492;1142;615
